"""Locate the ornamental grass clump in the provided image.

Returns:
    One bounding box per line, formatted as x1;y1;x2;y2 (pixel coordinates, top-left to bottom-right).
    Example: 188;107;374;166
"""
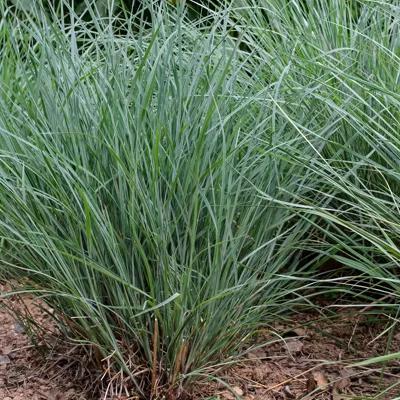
1;0;399;397
0;2;318;396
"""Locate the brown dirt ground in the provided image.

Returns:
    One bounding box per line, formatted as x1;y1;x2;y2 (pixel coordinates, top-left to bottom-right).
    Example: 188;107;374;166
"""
0;284;95;400
194;309;400;400
1;284;400;400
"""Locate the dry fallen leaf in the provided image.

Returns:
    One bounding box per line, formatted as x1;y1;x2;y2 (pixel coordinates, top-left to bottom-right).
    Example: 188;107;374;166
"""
0;355;10;365
252;364;272;381
232;386;244;397
312;371;329;388
334;371;351;391
14;321;25;334
285;339;303;354
334;378;350;391
246;348;267;360
293;328;307;336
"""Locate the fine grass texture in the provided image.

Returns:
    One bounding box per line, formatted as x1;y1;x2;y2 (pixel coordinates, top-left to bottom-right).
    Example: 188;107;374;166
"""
235;0;400;295
0;0;399;397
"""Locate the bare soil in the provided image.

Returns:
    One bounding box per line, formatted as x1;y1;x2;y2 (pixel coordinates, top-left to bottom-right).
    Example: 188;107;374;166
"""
1;284;400;400
194;309;400;400
0;284;92;400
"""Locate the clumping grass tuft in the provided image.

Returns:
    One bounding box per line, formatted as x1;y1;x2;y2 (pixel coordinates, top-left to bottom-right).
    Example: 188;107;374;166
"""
0;0;399;397
0;1;318;395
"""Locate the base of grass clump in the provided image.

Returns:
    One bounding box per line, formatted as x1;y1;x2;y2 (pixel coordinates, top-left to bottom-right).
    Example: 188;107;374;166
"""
2;283;400;400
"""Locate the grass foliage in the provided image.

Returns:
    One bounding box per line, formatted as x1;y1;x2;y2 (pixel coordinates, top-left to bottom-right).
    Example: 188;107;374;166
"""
0;0;399;396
